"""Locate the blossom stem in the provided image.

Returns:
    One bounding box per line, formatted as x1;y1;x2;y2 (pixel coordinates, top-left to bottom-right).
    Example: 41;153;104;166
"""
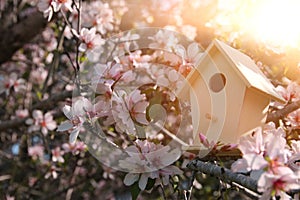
154;122;189;146
159;183;167;200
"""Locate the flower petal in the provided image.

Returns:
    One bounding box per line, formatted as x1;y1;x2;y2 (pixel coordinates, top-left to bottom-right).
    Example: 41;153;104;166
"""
123;173;139;186
69;129;80;144
138;173;149;190
57;121;73;132
62;105;73;120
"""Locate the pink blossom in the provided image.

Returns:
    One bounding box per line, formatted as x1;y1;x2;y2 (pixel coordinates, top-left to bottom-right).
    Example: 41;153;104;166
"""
157;68;183;91
82;1;114;35
27;110;57;135
57;98;89;144
232;127;290;172
148;30;179;51
93;62;123;83
45;165;60;179
62;141;87;155
276;81;300;102
0;74;11;95
198;133;216;149
37;0;73;21
121;140;182;190
28;145;44;161
112;90;149;135
57;97;108;143
0;73;26;95
258;166;300;200
287;109;300;128
94;2;114;35
51;147;65;163
175;42;203;76
180;25;197;40
30;67;48;85
15;109;29;118
127;50;152;69
79;27;105;62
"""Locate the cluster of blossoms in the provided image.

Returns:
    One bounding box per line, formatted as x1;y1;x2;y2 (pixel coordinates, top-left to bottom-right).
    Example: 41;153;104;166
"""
3;0;300;199
232;124;300;199
37;0;73;21
121;140;183;190
0;73;26;95
275;81;300;129
28;141;86;179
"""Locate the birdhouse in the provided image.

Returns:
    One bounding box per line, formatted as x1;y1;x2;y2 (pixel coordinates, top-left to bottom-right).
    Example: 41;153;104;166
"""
178;39;285;146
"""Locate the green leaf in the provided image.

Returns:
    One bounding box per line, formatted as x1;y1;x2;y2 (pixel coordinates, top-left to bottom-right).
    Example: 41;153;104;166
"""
145;178;155;190
36;91;42;100
130;182;141;200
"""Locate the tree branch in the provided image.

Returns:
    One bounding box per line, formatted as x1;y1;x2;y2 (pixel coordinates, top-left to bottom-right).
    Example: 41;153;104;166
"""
187;159;259;194
266;100;300;123
188;159;300;198
0;7;47;64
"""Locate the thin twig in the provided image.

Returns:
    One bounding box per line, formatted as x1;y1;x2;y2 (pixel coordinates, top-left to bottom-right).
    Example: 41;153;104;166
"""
159;183;167;200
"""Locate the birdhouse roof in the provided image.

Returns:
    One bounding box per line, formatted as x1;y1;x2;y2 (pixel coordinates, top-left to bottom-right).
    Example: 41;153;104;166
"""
206;39;285;103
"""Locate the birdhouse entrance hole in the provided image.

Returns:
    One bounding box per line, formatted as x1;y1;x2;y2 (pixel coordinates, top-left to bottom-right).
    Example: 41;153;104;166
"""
209;73;226;93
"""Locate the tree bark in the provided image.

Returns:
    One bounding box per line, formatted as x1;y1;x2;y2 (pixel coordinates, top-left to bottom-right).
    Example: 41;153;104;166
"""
0;8;47;64
266;100;300;124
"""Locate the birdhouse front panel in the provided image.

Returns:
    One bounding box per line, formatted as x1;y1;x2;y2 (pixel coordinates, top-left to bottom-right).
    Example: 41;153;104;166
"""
189;49;247;145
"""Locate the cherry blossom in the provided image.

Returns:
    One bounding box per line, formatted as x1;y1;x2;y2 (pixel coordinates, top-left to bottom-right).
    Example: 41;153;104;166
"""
15;109;29;119
92;62;123;86
30;67;48;85
51;147;65;163
175;42;203;76
157;68;183;91
287;108;300;128
148;30;179;51
79;27;105;62
26;110;57;135
81;1;114;35
45;165;60;179
112;90;149;135
62;141;87;155
57;96;107;143
258;166;300;200
231;126;290;172
57;98;90;144
0;73;26;95
176;42;203;66
28;145;45;161
121;140;182;190
37;0;73;21
198;133;216;149
276;81;300;102
180;25;198;40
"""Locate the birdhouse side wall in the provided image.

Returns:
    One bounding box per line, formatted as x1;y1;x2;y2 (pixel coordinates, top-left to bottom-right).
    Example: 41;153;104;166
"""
237;88;269;137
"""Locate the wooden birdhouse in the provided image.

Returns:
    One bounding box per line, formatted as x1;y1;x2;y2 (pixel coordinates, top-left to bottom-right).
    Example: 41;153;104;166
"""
178;39;285;146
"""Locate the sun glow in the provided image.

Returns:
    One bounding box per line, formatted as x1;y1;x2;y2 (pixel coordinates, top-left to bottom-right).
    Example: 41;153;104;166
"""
246;0;300;47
